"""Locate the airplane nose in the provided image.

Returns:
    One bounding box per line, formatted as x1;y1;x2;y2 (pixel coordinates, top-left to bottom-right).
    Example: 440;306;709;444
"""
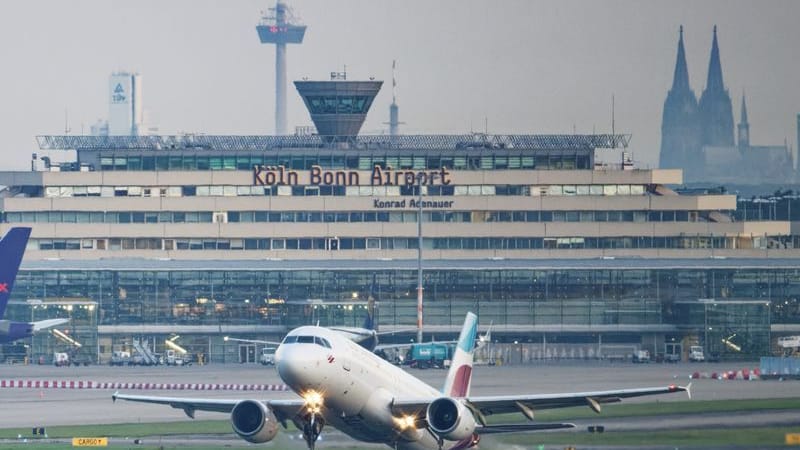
276;345;325;388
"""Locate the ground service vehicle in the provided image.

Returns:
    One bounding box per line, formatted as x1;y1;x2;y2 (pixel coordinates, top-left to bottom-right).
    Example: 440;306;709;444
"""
406;342;453;368
632;349;651;363
689;345;705;362
110;351;131;366
260;348;275;366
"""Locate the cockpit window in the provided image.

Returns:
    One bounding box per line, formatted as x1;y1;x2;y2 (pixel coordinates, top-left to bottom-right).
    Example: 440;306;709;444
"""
282;335;331;348
315;336;331;348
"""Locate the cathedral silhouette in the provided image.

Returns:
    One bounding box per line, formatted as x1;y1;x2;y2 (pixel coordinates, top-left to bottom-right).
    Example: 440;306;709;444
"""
659;26;793;185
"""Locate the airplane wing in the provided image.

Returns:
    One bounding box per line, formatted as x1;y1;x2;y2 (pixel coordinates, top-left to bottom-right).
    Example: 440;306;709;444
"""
112;392;304;423
392;384;690;423
32;318;70;332
464;384;690;418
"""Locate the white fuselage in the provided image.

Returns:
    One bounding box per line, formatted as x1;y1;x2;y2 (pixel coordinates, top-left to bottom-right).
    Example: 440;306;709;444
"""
275;326;459;450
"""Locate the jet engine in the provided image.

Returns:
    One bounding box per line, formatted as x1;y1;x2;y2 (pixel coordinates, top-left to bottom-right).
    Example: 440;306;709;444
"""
426;397;477;441
230;400;279;443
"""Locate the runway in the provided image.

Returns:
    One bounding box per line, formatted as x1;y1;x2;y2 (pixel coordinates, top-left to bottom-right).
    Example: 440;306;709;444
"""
0;361;798;449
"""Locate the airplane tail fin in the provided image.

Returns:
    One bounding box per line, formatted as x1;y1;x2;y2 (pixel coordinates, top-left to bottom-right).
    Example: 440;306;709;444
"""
362;295;375;331
442;312;478;398
0;227;31;318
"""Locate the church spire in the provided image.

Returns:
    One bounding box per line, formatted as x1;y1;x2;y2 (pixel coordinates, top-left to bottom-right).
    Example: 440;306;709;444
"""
706;25;725;92
738;92;750;148
740;92;749;124
671;25;691;92
698;25;734;147
660;25;701;176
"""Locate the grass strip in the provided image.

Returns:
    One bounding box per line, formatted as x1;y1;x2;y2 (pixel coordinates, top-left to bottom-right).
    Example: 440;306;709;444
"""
498;426;799;447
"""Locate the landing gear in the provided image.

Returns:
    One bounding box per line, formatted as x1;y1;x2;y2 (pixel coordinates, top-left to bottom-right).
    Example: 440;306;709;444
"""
301;413;324;450
426;427;445;450
299;390;325;450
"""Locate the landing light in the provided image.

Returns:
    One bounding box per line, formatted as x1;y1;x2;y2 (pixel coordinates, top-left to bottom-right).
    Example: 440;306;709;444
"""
393;415;416;430
302;390;324;414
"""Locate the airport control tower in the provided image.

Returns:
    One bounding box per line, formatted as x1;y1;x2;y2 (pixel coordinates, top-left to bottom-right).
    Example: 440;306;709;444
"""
295;72;382;141
256;1;306;135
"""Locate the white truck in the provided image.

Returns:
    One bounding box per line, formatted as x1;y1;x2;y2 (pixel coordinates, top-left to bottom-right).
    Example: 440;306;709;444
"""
777;336;800;356
632;349;651;363
110;351;131;366
165;349;187;366
53;352;70;367
689;345;705;362
260;348;276;366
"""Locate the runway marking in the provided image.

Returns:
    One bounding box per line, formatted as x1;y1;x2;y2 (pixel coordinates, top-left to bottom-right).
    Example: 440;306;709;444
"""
0;379;289;391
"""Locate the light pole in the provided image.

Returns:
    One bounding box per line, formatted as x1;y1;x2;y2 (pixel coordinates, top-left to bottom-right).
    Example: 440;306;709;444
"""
416;174;424;345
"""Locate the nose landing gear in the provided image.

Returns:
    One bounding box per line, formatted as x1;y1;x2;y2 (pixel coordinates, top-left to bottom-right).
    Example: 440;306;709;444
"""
300;390;325;450
301;412;324;450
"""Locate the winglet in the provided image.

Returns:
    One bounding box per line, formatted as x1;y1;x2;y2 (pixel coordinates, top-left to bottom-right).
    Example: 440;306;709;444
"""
0;227;31;318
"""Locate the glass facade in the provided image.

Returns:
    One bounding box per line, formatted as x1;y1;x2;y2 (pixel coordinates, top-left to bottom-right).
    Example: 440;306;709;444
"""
5;266;796;361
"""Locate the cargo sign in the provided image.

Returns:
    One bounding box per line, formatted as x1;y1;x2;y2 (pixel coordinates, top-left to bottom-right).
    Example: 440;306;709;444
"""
72;437;108;447
253;165;452;187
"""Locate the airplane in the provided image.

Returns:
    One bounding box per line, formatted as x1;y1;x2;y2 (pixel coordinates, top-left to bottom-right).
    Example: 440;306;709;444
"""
0;227;69;344
113;312;689;450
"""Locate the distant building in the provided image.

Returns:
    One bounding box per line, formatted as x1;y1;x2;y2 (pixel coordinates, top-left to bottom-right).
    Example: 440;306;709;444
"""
108;72;143;136
659;27;793;184
91;72;155;137
702;95;794;184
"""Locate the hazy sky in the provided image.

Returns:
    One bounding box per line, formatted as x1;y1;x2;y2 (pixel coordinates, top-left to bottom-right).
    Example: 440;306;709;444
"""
0;0;798;170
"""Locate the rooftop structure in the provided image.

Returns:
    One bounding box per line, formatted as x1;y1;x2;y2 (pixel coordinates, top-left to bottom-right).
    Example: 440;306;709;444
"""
36;133;631;152
388;60;403;136
294;75;383;140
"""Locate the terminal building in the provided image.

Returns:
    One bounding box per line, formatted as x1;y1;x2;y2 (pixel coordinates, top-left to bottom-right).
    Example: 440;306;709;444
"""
1;77;799;364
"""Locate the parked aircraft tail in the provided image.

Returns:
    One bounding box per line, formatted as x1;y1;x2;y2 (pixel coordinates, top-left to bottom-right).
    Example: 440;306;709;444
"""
0;227;31;318
443;311;478;397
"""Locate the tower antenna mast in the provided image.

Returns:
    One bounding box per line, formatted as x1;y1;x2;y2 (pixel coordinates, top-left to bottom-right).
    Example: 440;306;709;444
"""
256;1;306;135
